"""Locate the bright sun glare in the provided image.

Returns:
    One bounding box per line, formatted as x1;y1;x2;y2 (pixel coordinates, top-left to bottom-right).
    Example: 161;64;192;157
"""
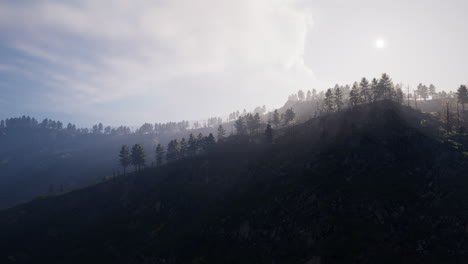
375;38;386;49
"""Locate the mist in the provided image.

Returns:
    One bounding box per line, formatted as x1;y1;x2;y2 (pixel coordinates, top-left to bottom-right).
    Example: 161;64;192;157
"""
1;1;468;263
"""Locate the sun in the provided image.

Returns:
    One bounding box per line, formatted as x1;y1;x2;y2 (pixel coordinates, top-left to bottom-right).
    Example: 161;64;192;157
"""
375;38;386;49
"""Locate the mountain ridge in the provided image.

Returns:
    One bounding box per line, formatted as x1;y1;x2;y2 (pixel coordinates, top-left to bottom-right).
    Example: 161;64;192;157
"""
1;101;468;263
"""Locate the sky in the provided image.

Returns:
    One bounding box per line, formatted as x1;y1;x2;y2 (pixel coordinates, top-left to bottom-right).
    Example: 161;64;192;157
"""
0;0;467;126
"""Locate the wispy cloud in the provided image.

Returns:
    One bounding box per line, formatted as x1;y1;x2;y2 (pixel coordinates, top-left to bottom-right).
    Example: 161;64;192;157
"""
0;0;318;124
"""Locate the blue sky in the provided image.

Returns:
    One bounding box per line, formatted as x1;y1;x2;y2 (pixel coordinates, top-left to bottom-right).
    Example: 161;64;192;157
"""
1;0;467;126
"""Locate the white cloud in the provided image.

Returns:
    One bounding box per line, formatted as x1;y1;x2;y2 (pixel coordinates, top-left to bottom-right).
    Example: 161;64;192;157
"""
0;0;319;124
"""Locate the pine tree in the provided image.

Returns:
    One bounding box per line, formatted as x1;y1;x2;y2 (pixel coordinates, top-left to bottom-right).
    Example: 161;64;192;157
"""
272;110;281;128
349;83;360;107
265;123;273;143
179;138;188;157
395;87;404;105
378;73;394;100
417;83;429;101
166;140;179;162
188;134;197;156
131;144;146;171
371;78;379;102
283;108;296;125
246;113;262;134
335;87;343;111
196;133;205;152
429;84;437;98
217;125;226;141
119;144;131;175
235;116;247;135
205;133;216;150
324;89;334;112
457;84;468;112
155;144;165;166
359;77;371;104
298;90;305;101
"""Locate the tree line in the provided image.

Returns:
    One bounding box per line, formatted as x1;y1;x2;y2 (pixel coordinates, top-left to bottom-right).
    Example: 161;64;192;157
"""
118;117;280;174
315;73;468;114
118;131;217;173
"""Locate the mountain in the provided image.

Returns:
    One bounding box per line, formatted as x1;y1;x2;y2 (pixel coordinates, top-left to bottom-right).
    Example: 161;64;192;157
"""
0;120;221;209
1;101;468;263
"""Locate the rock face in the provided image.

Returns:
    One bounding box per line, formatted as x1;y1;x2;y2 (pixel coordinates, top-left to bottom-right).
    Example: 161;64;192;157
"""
1;101;468;264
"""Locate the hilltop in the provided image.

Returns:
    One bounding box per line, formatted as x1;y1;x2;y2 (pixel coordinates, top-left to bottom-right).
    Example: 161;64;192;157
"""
1;101;468;263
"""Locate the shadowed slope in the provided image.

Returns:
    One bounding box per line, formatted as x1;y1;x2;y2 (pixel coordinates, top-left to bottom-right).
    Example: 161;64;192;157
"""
1;101;468;264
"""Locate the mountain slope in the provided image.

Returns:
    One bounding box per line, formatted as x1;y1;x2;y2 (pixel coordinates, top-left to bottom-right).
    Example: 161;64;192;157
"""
0;123;221;209
1;101;468;264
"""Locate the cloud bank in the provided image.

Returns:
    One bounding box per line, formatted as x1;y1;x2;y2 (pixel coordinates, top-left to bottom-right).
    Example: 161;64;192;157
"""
0;0;317;124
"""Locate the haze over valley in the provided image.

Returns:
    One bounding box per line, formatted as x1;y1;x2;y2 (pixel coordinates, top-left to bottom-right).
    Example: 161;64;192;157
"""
1;1;468;263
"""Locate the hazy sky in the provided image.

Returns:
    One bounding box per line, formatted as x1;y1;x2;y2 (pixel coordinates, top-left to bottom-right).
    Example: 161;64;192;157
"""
0;0;467;126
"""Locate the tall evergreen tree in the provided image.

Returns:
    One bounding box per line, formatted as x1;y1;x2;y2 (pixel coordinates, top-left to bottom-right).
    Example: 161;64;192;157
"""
188;134;197;156
349;83;360;107
246;113;262;134
139;123;154;135
234;116;247;135
335;87;344;111
119;145;131;175
283;108;296;125
217;125;226;141
297;90;305;101
272;110;281;128
359;77;371;103
166;140;180;162
131;144;146;171
324;88;334;112
196;133;206;152
155;144;165;166
429;84;437;98
371;78;379;102
205;133;216;151
378;73;394;100
166;140;175;161
417;83;429;101
457;84;468;112
395;87;404;105
179;138;188;157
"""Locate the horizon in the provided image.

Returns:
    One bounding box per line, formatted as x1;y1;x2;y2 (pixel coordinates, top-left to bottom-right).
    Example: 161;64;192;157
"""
1;0;468;126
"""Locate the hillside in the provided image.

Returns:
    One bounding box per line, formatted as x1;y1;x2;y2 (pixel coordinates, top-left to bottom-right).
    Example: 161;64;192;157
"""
1;101;468;263
0;121;222;208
